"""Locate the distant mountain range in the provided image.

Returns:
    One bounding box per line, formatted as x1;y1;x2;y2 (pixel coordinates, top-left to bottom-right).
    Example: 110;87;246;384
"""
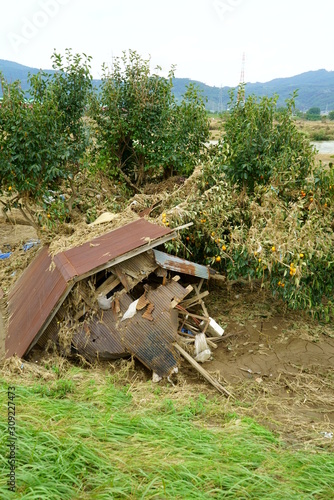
1;59;334;112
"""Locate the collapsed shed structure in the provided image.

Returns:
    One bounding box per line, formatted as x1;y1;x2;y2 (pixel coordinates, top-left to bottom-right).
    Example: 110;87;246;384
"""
2;219;230;394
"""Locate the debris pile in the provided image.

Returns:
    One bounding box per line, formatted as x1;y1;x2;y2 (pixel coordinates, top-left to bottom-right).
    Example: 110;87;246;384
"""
2;219;230;395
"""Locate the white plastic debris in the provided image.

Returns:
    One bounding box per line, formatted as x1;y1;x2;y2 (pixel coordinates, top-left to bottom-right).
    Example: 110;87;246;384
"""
195;333;209;355
320;432;333;439
200;317;224;337
152;372;162;383
194;333;211;363
97;295;112;310
195;349;211;363
121;299;139;321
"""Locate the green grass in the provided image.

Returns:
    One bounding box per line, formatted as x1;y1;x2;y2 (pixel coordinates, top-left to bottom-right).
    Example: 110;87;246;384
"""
1;365;334;499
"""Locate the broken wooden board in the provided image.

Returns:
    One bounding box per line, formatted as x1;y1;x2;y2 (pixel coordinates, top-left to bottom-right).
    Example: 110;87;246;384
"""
119;280;191;378
174;343;232;398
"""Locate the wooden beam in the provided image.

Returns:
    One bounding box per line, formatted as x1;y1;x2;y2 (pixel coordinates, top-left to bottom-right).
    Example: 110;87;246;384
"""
176;309;209;321
181;290;209;308
174;343;232;398
171;285;193;308
96;275;121;295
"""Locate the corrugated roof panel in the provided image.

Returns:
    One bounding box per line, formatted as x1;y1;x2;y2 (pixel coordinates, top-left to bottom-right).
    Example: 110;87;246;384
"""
6;247;68;358
153;250;210;279
55;219;172;279
119;281;190;377
72;294;132;361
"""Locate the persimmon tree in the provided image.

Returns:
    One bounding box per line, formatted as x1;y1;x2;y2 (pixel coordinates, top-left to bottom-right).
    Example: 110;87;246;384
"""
0;50;92;227
222;88;315;194
91;50;209;189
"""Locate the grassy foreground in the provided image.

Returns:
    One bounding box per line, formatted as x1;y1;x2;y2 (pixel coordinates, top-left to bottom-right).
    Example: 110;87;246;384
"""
1;360;333;499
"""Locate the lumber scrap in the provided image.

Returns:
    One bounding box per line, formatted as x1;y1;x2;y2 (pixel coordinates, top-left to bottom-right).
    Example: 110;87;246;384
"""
180;290;209;308
96;275;121;295
173;343;233;398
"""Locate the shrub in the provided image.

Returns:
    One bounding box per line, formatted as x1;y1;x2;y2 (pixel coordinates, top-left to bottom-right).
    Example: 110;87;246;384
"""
91;50;209;189
0;50;93;227
221;88;315;194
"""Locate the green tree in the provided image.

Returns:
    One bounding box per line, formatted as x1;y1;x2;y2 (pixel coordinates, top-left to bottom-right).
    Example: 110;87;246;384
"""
222;88;315;193
328;110;334;121
306;106;321;121
0;50;93;227
91;50;209;188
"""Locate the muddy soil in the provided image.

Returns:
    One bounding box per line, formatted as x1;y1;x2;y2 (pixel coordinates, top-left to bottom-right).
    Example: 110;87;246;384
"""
0;223;38;249
187;283;334;446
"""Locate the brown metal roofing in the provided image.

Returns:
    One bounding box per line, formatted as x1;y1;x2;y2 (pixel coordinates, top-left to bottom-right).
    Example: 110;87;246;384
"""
5;219;174;359
6;247;70;359
119;280;191;377
53;219;172;280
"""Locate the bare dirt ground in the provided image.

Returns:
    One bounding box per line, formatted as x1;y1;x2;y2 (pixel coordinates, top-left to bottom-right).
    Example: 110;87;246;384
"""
189;282;334;447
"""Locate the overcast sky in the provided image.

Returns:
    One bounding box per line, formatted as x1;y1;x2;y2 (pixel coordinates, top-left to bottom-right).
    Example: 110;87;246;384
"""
1;0;333;87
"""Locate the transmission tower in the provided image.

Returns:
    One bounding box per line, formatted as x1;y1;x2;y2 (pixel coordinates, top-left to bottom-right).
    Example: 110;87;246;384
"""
218;84;223;113
237;52;246;103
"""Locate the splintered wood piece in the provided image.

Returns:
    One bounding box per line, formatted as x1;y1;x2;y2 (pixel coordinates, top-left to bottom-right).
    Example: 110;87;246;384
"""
181;290;209;308
196;278;204;294
113;266;130;292
193;282;209;317
206;337;218;350
171;285;193;308
174;343;232;398
142;303;154;321
96;275;121;296
172;275;180;282
112;298;121;315
136;293;150;310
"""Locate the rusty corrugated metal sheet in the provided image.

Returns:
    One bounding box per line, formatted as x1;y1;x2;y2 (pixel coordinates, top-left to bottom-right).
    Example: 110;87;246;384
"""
119;281;190;377
36;316;59;350
5;220;173;359
53;219;172;279
0;287;6;360
153;250;210;279
72;294;132;361
6;247;70;359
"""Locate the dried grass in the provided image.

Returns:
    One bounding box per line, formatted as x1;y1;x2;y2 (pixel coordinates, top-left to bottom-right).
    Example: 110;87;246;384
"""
230;369;334;448
0;245;40;294
0;355;58;382
48;206;141;255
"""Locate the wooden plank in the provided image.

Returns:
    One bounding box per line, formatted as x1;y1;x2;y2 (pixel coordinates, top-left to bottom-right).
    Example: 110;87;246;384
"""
176;309;209;321
96;275;121;295
174;343;232;398
206;337;218;350
181;290;209;308
113;266;130;292
171;285;193;308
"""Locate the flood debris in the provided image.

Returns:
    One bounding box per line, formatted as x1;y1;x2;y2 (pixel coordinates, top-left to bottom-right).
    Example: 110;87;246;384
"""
2;219;229;395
